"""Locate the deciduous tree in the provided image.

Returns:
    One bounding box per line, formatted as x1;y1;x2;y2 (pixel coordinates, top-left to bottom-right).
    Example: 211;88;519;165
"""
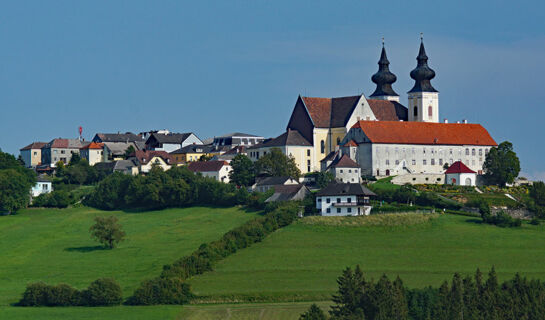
89;216;126;249
254;148;301;179
229;154;255;187
483;141;520;187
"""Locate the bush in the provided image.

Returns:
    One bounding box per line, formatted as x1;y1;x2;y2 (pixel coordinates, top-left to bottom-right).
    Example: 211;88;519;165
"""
530;217;540;225
18;282;51;306
482;210;522;228
299;303;327;320
32;190;72;208
128;277;192;305
81;278;122;306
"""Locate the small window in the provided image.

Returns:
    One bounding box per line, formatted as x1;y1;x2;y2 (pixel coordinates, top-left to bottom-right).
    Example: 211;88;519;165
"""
412;160;416;165
423;159;427;165
326;198;331;203
320;140;325;153
33;152;37;156
326;208;331;213
431;159;435;165
347;208;352;213
465;148;469;155
347;198;351;203
61;150;65;154
340;169;343;173
307;166;311;172
337;208;341;213
479;149;483;156
395;160;399;165
472;149;476;156
386;160;390;165
307;149;310;156
414;106;418;117
428;106;433;118
337;198;341;203
336;137;341;145
318;198;322;202
439;159;443;165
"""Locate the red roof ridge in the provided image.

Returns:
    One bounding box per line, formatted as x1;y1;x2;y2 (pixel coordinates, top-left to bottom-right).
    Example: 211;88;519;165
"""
445;161;476;174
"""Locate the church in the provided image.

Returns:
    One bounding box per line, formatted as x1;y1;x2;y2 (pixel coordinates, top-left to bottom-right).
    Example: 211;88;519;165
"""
249;38;497;178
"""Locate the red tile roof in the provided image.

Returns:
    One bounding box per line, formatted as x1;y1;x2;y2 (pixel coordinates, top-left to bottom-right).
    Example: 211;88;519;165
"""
445;161;476;174
352;121;497;146
80;142;104;150
20;142;47;150
367;99;408;121
188;160;229;172
301;95;361;128
133;150;173;165
343;140;358;147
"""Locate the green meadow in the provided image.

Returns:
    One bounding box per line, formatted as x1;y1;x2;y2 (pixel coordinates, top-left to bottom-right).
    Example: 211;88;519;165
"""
0;206;258;307
191;213;545;302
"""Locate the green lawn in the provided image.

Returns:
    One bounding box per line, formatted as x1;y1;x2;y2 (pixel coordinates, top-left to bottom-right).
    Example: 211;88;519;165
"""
191;213;545;302
0;206;259;307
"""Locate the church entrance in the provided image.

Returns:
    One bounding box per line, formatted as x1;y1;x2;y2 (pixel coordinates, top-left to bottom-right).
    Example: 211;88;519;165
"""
385;169;390;176
465;178;472;186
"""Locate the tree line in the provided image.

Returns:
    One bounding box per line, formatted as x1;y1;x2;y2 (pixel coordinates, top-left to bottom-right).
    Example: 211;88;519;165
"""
301;266;545;320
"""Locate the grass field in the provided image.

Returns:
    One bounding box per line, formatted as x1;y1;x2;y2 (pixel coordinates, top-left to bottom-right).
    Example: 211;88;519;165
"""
191;213;545;302
0;206;259;307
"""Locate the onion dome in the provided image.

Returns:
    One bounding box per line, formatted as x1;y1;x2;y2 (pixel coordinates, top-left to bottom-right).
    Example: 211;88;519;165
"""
408;39;438;93
370;43;399;97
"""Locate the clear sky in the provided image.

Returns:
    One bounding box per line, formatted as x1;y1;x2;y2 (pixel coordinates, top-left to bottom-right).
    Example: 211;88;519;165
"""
1;1;544;180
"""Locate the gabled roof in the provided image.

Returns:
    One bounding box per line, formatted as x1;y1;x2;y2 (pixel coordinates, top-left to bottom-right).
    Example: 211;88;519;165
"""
147;132;194;144
188;160;229;172
367;99;408;121
171;144;216;154
254;130;312;148
113;159;137;171
343;140;358;147
445;161;476;174
80;142;104;150
103;142;140;156
301;95;361;128
316;182;376;197
94;133;141;143
266;184;309;202
216;132;263;138
328;154;359;169
20;142;47;151
320;150;339;163
352;121;497;146
45;138;85;149
255;176;298;186
132;150;173;165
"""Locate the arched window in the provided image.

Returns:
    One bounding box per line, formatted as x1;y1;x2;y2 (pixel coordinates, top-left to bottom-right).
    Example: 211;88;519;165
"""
336;137;341;145
320;140;325;154
428;106;433;118
414;106;418;117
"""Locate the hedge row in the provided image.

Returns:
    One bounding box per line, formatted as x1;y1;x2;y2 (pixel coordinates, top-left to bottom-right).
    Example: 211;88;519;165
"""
17;278;122;307
127;202;300;305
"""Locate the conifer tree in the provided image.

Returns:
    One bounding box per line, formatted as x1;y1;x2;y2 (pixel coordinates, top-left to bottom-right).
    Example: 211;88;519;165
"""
448;273;464;320
432;281;449;320
330;266;365;319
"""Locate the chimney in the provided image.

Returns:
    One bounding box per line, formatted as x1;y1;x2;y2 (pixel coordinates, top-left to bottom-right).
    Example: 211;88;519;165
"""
443;118;448;123
462;119;468;124
456;121;461;124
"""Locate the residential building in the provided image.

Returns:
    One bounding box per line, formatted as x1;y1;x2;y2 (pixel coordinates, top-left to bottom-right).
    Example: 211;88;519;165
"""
103;142;143;162
326;154;362;183
212;132;264;148
19;142;46;168
145;132;202;153
445;161;477;186
316;182;376;216
92;132;142;143
251;176;300;193
130;150;173;174
248;129;314;174
265;184;310;202
31;176;53;197
170;144;221;164
41;138;86;166
80;142;104;165
187;160;232;183
212;146;247;162
341;120;497;177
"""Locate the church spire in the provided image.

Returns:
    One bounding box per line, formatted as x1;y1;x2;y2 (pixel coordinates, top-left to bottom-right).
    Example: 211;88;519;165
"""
369;39;399;99
408;36;438;93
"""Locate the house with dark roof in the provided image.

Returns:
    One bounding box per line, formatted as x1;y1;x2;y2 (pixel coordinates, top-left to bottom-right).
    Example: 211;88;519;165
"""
92;132;142;143
316;182;376;216
212;132;264;148
170;144;222;164
265;184;310;203
445;161;477;186
341;120;497;177
20;142;47;168
145;132;202;153
247;129;314;174
187;160;232;183
129;150;174;174
326;154;362;183
251;176;300;193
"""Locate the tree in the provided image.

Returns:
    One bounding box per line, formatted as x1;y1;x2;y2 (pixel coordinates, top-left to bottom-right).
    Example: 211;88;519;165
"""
124;145;136;159
229;154;255;187
69;153;81;165
300;304;327;320
530;181;545;207
315;171;334;189
330;265;366;319
483;141;520;187
254;148;301;179
89;216;126;249
199;154;212;161
0;151;36;213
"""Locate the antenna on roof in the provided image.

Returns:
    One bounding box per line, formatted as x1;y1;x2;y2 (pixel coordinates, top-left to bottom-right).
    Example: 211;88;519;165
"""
420;32;424;41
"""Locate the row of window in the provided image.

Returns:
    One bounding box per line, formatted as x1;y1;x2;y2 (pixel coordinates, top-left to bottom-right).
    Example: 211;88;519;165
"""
318;197;352;204
384;158;482;166
325;207;351;214
378;147;489;156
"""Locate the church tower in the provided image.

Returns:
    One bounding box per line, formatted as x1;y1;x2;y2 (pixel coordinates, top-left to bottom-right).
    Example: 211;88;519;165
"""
369;41;400;102
408;37;439;122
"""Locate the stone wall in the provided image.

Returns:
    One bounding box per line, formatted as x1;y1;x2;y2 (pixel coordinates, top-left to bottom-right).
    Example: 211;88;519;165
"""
391;173;445;185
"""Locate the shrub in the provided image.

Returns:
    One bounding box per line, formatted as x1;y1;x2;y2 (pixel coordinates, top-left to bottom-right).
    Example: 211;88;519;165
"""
482;210;522;228
81;278;122;306
47;284;80;306
32;190;72;208
530;217;540;225
18;282;51;306
299;303;327;320
128;277;192;305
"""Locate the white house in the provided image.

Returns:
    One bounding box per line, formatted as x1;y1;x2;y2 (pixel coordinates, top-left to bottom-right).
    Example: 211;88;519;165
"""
145;132;202;153
130;150;173;174
445;161;477;186
187;160;232;183
326;154;362;183
316;182;375;216
79;142;104;165
20;142;46;168
31;177;53;197
251;176;300;193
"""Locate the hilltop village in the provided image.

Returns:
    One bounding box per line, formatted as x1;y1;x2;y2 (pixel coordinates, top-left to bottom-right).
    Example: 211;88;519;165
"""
19;39;504;215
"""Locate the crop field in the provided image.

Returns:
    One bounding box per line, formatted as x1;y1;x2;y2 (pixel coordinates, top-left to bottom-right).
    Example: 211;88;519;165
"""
0;206;259;308
191;213;545;302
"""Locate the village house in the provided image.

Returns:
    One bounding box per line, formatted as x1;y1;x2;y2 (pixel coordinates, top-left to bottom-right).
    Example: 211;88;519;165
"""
145;132;202;153
79;142;104;166
41;138;86;167
19;142;46;168
445;161;477;186
212;132;264;148
326;154;362;183
170;144;220;164
316;182;376;216
265;184;310;202
251;176;300;193
31;176;53;197
130;150;173;174
187;160;232;183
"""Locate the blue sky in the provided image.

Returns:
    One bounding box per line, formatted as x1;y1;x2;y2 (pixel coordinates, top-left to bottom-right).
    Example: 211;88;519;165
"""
1;1;544;180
